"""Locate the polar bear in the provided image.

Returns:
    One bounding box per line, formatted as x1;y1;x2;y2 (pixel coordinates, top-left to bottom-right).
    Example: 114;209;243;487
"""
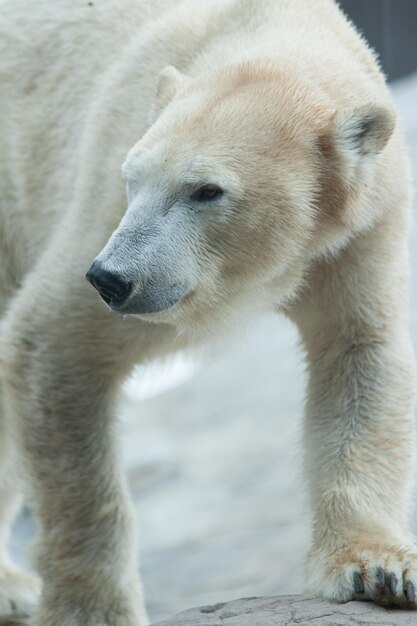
0;0;416;624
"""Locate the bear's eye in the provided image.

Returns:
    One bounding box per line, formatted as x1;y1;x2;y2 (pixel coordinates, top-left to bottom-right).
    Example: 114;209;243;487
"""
194;185;223;202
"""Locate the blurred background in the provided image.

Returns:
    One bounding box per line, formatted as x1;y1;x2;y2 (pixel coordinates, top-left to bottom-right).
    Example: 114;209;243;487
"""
341;0;417;80
9;1;417;623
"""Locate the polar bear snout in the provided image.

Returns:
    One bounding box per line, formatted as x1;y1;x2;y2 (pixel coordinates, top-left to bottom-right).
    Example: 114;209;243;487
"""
86;261;132;308
86;258;191;316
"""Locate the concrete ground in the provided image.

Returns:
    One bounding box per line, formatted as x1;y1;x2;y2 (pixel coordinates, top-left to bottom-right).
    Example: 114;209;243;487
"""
9;72;417;623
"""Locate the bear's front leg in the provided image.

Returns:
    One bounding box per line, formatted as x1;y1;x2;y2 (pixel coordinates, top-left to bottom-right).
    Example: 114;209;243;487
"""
293;221;417;607
0;282;151;626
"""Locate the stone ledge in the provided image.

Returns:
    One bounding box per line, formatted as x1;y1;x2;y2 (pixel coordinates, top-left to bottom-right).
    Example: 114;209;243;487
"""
151;595;417;626
1;595;415;626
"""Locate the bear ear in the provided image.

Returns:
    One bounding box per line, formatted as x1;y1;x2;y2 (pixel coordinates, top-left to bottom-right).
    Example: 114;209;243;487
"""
333;104;395;171
152;66;190;121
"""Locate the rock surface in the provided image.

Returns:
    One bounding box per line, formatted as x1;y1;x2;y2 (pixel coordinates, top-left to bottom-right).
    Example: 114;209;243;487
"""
152;595;417;626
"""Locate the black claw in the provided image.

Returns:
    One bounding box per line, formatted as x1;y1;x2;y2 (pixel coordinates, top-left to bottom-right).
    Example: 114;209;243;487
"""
405;581;416;603
353;571;365;594
375;567;385;589
389;573;398;595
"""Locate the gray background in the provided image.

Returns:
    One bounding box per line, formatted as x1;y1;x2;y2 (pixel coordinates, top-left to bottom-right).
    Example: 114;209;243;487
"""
340;0;417;80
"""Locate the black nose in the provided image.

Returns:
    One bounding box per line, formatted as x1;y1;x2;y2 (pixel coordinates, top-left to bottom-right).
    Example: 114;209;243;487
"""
86;263;132;306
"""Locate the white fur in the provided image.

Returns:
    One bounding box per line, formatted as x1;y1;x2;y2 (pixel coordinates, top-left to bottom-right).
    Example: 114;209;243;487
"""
0;1;415;624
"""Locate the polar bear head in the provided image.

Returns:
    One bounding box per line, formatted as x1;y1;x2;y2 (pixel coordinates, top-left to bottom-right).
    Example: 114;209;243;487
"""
88;61;395;333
